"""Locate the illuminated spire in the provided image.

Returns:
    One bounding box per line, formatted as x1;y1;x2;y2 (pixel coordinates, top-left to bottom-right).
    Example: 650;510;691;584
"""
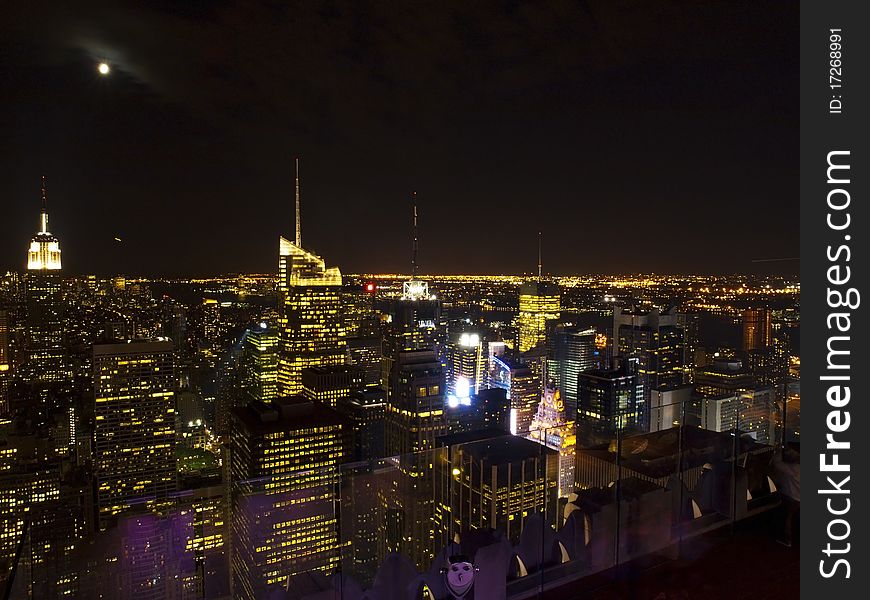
294;157;302;247
40;175;49;234
27;175;62;270
537;231;542;279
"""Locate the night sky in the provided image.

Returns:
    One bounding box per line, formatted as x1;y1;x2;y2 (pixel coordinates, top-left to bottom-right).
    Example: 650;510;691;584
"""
0;1;798;276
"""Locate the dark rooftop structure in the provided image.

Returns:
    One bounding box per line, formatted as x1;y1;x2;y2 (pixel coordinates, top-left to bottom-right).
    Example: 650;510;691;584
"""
231;396;350;435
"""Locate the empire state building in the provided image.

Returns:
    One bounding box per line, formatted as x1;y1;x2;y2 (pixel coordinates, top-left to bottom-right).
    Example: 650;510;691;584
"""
27;176;62;270
24;176;68;384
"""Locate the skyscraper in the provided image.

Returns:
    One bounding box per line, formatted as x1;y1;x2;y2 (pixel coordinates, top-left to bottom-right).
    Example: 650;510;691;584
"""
92;340;177;530
441;435;559;544
239;322;279;403
383;349;447;569
445;331;487;398
576;360;642;447
230;397;350;599
277;161;346;395
0;311;10;414
742;308;772;352
613;307;687;422
301;364;364;409
386;349;446;456
26;177;62;272
24;177;67;384
551;325;598;420
517;280;561;353
509;365;541;436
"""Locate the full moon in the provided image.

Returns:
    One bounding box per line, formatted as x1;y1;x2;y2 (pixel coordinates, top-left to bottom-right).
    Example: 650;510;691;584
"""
98;62;110;75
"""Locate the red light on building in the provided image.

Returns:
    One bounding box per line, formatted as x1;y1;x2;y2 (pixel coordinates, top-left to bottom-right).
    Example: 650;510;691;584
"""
365;282;376;293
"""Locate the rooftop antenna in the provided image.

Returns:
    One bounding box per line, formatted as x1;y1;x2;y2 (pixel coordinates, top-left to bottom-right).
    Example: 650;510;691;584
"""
40;175;48;234
294;157;302;247
412;192;419;278
537;231;542;279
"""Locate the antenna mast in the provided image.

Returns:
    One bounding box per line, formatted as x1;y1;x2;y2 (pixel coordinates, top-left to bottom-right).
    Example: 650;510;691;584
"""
294;157;302;247
537;231;542;279
40;175;48;234
412;192;419;278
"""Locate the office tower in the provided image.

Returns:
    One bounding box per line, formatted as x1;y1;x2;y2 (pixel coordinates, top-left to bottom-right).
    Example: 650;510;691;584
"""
517;280;561;352
239;322;279;402
301;364;364;408
442;435;559;544
694;358;755;397
742;308;772;352
230;397;350;600
0;311;9;414
277;240;345;394
345;335;384;389
509;365;541;435
386;349;447;455
476;387;510;432
613;307;687;420
445;331;487;398
699;388;777;444
550;325;598;420
379;296;442;355
161;300;187;349
338;388;387;461
342;285;379;337
92;340;177;530
528;381;576;498
382;349;447;570
576;361;642;447
745;319;789;401
200;298;220;350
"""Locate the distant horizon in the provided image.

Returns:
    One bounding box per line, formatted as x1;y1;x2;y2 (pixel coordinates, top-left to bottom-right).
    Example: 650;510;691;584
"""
7;269;800;280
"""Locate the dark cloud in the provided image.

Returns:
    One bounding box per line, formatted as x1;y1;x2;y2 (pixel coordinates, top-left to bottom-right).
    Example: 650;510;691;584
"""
0;1;798;275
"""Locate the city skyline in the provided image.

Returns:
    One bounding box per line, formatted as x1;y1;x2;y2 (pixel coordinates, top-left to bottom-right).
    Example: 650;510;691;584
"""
1;1;798;276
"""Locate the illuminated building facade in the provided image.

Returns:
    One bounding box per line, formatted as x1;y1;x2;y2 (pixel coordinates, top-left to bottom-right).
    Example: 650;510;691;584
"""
694;358;754;397
386;349;446;456
443;435;558;544
742;308;772;352
383;349;447;569
21;177;68;385
240;322;279;402
92;340;177;530
576;361;642;447
26;177;62;272
301;365;364;409
528;382;576;498
230;397;350;600
509;365;541;436
446;332;487;399
0;311;9;414
613;307;687;417
550;325;598;420
517;280;560;352
699;388;777;444
345;336;384;389
338;388;386;461
277;237;346;395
